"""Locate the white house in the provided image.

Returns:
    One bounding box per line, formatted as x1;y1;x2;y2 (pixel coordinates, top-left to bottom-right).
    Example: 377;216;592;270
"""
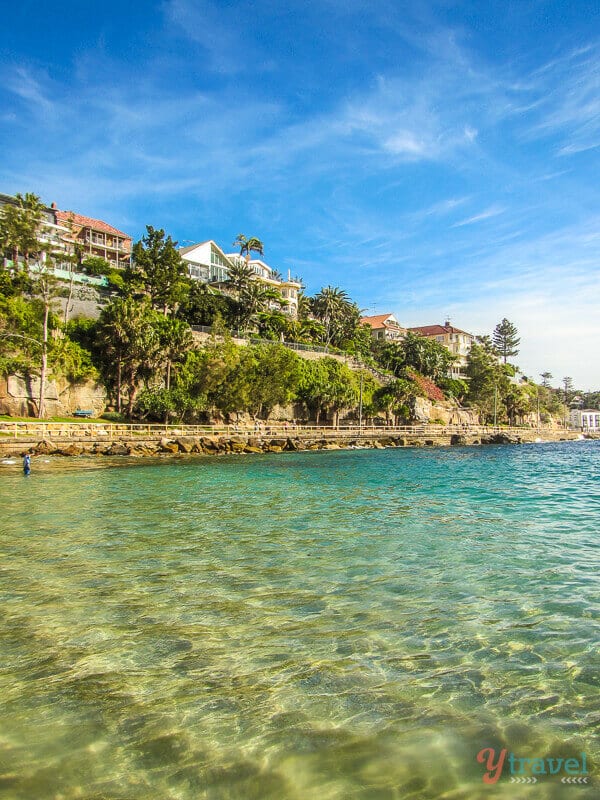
570;408;600;430
179;241;302;317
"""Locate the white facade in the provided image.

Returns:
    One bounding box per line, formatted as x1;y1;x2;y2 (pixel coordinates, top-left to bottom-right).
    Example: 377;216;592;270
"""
179;241;301;317
179;241;231;283
570;409;600;430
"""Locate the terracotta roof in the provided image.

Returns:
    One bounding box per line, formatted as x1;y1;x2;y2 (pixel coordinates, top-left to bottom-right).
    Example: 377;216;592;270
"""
55;210;131;240
409;324;473;337
360;313;402;329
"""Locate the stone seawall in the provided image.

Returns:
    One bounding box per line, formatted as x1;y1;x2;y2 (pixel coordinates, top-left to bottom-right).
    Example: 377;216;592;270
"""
0;430;584;459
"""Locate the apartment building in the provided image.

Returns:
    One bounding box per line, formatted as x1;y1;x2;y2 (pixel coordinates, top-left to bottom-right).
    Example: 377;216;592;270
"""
408;321;475;379
54;206;132;269
0;193;132;271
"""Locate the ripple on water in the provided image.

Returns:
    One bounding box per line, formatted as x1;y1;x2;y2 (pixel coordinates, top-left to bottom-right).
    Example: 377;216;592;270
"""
0;441;598;799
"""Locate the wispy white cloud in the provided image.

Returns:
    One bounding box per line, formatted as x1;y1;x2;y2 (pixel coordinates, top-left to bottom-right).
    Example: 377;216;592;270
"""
452;205;505;227
519;44;600;156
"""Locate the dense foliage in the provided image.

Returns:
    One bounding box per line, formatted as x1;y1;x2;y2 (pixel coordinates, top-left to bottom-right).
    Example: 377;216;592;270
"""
1;190;590;425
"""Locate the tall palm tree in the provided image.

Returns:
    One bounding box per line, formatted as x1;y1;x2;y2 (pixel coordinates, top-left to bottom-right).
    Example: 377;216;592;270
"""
312;286;352;347
226;260;255;299
155;316;193;389
233;234;264;263
239;282;282;329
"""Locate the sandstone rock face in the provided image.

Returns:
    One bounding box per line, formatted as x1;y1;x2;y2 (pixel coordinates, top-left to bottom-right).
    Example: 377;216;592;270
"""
0;375;106;418
176;437;197;453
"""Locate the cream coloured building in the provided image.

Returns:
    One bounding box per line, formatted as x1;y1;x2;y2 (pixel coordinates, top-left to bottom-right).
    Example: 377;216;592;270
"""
408;321;475;379
360;313;407;341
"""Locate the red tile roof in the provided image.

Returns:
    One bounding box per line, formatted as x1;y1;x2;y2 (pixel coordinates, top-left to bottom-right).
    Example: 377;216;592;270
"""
409;324;473;337
360;313;403;329
55;210;131;241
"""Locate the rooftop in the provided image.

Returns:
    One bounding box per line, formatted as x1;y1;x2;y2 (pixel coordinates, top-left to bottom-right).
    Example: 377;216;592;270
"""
55;210;130;240
360;313;402;329
409;323;473;337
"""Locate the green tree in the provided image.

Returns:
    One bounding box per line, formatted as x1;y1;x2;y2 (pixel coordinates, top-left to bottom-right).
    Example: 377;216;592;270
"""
154;316;193;390
312;286;352;348
540;371;553;388
372;378;416;424
178;282;238;328
82;256;111;276
97;298;161;415
0;192;47;269
298;357;359;425
562;376;574;405
256;310;294;340
31;265;61;417
400;331;455;380
128;226;188;315
374;333;454;381
239;282;283;329
465;341;512;423
245;344;302;418
493;318;520;363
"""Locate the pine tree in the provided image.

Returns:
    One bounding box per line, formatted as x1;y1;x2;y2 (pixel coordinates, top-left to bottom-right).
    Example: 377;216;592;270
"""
492;318;520;363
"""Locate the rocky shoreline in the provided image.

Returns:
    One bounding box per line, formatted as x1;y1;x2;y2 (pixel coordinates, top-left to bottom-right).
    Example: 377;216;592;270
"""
0;429;588;459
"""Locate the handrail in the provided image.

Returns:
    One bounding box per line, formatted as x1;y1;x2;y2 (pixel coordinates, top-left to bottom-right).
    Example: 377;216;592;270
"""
0;420;552;441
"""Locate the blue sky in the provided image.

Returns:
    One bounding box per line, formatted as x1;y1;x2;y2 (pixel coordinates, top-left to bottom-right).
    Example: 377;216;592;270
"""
1;0;599;388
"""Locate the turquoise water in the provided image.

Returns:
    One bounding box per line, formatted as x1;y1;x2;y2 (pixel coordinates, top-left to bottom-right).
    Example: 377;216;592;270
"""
0;442;598;799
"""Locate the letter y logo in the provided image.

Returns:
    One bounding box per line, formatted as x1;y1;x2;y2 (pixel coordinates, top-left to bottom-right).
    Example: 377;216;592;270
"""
477;748;507;784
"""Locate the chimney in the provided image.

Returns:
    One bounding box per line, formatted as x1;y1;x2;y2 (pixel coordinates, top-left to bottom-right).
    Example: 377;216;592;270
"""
51;202;57;209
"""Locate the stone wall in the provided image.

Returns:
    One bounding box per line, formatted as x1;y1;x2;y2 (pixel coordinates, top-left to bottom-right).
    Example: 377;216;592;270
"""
0;428;584;460
0;375;107;418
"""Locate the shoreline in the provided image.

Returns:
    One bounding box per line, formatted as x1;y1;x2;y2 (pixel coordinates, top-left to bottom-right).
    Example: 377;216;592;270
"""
0;428;591;460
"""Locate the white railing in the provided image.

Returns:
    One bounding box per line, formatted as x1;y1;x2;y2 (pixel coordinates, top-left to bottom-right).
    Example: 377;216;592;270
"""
0;421;546;441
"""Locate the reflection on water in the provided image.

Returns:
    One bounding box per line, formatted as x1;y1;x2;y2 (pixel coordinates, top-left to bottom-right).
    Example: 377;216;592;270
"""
0;442;598;798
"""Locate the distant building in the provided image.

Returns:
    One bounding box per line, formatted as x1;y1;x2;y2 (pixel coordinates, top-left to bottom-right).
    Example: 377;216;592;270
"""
179;240;302;318
54;205;132;269
570;408;600;430
360;313;406;342
408;321;475;379
0;193;132;271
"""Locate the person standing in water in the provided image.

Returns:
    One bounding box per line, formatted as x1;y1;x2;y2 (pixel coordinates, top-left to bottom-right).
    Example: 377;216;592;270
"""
23;453;31;476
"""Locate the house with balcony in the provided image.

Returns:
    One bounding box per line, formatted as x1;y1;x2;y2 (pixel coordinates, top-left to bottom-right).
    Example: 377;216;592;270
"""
53;207;132;269
179;240;302;318
360;313;407;342
408;321;475;379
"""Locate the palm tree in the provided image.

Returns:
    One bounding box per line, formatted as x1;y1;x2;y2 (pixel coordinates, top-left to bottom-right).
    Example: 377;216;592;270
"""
226;260;255;299
233;234;264;263
239;282;282;329
312;286;352;347
155;317;193;389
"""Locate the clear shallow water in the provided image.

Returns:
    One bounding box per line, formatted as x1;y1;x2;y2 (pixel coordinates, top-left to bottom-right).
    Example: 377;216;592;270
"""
0;442;598;799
